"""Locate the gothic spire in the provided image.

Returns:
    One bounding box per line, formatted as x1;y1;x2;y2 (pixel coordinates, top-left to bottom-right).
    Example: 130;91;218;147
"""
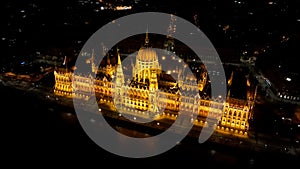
117;52;121;65
145;28;149;47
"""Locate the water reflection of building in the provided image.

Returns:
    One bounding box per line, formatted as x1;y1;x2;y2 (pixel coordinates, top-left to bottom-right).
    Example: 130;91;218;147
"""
54;35;257;136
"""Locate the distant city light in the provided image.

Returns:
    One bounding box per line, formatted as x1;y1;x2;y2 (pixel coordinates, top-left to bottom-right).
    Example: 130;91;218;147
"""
115;6;132;10
285;77;291;82
234;1;242;4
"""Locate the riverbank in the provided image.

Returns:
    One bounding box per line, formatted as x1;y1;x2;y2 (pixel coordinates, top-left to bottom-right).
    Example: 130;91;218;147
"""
1;79;299;167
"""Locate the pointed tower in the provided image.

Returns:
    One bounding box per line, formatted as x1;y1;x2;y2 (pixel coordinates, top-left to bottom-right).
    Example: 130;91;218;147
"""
114;52;125;108
145;28;149;47
115;52;124;86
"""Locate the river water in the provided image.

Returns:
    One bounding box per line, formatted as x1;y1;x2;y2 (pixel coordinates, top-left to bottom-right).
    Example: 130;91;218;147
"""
1;85;298;168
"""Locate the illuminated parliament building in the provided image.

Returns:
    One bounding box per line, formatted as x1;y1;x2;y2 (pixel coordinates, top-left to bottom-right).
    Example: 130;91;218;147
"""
53;34;257;137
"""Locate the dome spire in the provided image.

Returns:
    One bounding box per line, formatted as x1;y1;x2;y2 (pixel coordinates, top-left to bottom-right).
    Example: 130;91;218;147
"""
145;27;149;47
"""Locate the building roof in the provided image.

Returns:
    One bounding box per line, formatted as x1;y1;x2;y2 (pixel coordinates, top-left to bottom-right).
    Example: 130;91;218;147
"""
137;47;158;62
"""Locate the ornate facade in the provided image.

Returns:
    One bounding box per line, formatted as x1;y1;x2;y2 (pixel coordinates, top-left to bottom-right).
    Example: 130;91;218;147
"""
54;35;256;137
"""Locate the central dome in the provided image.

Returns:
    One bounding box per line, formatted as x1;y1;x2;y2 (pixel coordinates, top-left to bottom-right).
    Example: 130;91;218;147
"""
133;33;161;83
137;47;158;62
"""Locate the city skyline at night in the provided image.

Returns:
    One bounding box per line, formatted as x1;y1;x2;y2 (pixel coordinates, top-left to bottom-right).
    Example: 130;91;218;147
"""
2;0;300;167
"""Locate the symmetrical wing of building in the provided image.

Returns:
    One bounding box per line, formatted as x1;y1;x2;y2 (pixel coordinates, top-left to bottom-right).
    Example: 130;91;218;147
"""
53;35;257;137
